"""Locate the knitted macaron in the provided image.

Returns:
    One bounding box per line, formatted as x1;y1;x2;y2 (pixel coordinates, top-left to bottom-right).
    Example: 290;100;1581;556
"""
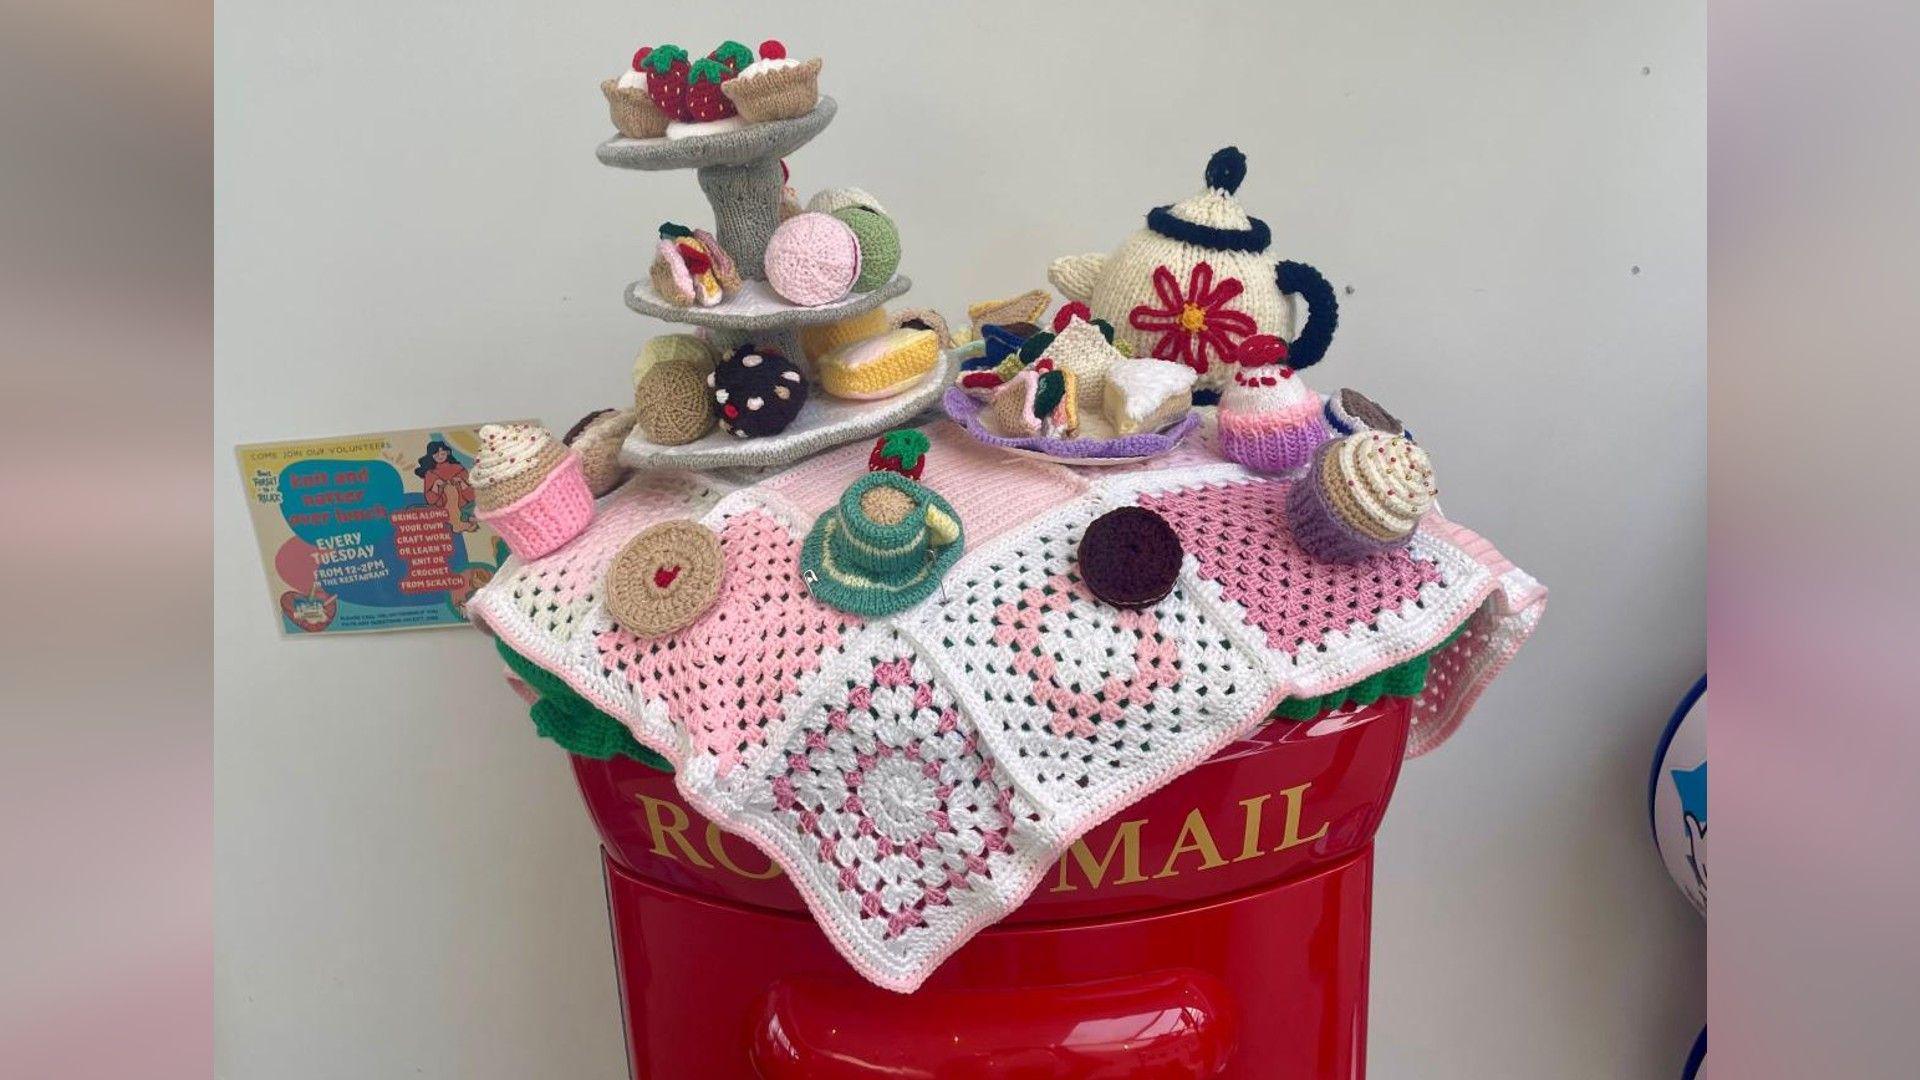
764;212;861;307
1217;334;1330;474
806;186;887;217
1078;506;1183;609
605;519;724;637
709;344;808;438
831;206;900;292
1286;431;1437;563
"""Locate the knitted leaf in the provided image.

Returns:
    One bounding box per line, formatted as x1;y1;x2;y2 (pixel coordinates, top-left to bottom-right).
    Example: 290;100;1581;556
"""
710;39;754;70
874;429;929;470
642;44;687;72
689;57;730;85
1032;370;1067;418
658;221;694;239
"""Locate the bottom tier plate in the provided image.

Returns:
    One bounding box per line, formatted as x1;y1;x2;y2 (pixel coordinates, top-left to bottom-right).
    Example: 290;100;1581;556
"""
619;349;961;471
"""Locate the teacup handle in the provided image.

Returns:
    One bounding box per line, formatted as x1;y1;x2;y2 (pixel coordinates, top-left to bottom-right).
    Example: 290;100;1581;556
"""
1275;260;1339;369
924;505;961;548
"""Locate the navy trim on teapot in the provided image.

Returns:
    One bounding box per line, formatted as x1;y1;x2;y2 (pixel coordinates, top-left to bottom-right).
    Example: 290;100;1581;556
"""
1145;206;1273;253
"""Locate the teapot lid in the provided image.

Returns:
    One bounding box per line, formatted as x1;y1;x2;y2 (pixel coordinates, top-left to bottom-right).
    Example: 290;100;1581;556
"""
1145;147;1272;254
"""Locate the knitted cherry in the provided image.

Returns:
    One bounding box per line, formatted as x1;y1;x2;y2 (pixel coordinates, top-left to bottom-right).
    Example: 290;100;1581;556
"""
632;46;652;70
1233;334;1290;369
759;39;787;60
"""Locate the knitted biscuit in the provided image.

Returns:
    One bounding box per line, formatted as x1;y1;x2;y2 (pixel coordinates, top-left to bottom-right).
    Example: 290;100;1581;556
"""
799;306;891;361
764;212;861;307
605;519;724;637
891;307;953;348
1078;506;1184;609
471;424;569;513
816;327;939;401
721;52;822;123
967;289;1050;336
633;359;717;446
562;407;638;496
831;206;901;293
633;333;718;387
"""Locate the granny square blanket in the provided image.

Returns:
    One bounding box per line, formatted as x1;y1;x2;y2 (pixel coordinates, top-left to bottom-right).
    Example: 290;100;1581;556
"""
469;422;1545;991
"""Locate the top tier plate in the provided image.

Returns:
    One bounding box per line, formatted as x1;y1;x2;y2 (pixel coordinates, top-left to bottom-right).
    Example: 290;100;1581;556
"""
597;97;839;171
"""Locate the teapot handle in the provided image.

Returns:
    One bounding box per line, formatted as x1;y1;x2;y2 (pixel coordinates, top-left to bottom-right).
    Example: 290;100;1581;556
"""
1275;260;1339;369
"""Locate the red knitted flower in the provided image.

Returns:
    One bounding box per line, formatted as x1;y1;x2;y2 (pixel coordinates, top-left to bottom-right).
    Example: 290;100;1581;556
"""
1127;262;1257;374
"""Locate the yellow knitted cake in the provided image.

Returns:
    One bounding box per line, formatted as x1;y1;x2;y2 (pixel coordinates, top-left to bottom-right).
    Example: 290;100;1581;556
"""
799;306;891;362
816;327;940;400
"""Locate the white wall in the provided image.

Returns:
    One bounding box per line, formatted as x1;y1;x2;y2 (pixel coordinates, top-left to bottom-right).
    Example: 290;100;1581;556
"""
215;2;1705;1076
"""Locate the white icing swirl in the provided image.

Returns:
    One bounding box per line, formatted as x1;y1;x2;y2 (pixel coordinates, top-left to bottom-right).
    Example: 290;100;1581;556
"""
1334;431;1435;536
616;69;647;90
1221;366;1313;413
737;56;805;81
471;423;556;488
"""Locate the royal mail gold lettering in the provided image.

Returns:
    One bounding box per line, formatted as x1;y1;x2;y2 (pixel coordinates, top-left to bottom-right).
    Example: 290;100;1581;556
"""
1272;782;1330;852
1050;818;1149;892
705;822;782;880
1154;808;1229;878
1234;793;1272;862
638;793;714;869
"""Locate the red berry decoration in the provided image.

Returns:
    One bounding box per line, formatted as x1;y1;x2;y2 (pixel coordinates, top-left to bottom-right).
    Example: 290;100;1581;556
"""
632;46;652;70
1232;333;1290;368
868;429;930;481
1052;301;1093;331
759;39;787;61
641;44;693;121
683;58;738;123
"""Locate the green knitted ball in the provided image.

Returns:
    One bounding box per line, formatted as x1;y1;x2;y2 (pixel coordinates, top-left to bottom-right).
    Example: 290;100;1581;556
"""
832;206;901;293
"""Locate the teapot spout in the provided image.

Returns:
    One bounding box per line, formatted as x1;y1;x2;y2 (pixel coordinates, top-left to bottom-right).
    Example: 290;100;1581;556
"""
1048;253;1107;304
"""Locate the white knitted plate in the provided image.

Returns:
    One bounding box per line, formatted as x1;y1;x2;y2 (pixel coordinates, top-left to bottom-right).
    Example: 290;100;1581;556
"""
624;276;910;331
619;349;960;471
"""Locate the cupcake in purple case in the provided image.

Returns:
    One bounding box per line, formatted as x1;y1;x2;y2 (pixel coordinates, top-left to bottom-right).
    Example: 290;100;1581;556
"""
1216;335;1331;473
1286;430;1437;563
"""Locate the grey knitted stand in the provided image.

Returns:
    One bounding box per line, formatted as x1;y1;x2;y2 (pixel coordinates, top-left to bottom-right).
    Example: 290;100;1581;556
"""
600;95;929;471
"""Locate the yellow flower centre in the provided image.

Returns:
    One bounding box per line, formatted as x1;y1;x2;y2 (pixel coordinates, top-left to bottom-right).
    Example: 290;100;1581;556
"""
1179;303;1208;333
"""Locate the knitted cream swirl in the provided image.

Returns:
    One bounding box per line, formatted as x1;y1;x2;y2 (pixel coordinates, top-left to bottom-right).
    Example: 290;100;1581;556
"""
1325;431;1435;540
471;423;570;513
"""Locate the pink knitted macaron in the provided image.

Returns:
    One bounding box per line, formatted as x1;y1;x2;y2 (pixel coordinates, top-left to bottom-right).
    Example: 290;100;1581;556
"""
764;211;861;306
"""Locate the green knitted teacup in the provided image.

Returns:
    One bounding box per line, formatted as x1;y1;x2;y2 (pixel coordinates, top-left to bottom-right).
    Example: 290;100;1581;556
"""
801;472;963;616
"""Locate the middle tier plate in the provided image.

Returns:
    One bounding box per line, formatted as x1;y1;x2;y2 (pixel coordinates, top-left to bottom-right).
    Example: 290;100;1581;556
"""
619;346;960;471
625;276;909;331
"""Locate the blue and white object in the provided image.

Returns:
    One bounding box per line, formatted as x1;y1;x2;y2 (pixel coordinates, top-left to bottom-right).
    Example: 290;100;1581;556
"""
1650;675;1707;915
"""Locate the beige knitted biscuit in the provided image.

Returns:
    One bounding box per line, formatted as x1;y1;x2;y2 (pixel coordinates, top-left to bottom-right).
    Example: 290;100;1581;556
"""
605;519;724;638
474;439;568;513
633;360;718;446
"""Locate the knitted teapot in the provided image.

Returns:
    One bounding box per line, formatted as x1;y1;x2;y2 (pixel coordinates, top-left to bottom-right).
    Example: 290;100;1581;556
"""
1048;146;1338;398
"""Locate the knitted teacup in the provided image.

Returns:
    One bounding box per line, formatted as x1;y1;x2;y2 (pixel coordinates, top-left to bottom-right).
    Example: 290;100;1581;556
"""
802;472;963;615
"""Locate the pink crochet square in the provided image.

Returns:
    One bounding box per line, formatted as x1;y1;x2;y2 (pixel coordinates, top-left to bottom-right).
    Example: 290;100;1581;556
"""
1138;477;1442;654
593;508;855;775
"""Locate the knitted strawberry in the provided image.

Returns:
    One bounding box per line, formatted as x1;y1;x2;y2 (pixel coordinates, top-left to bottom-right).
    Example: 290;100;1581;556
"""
684;58;737;123
868;429;930;480
709;39;754;75
640;44;693;121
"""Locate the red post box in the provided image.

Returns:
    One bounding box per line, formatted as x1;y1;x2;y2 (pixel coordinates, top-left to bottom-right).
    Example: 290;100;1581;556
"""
570;696;1411;1078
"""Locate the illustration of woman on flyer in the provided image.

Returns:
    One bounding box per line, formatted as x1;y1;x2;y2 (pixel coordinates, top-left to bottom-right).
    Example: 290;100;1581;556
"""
415;439;478;532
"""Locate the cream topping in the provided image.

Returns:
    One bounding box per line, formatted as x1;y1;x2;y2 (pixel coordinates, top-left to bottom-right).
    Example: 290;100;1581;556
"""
1334;432;1435;536
1105;358;1197;421
829;328;927;371
616;69;647;90
737;56;806;81
471;423;556;488
1221;367;1314;413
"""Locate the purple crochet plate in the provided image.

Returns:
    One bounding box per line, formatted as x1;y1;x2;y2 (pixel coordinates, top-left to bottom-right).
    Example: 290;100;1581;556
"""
941;387;1201;465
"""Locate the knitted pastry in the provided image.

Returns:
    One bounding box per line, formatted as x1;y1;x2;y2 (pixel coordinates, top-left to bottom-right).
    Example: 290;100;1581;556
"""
816;327;939;400
603;48;672;139
639;45;743;136
709;345;808;438
605;519;724;638
720;40;823;122
1286;431;1436;563
967;289;1050;338
831;206;900;293
892;307;953;348
1323;387;1408;439
764;212;861;307
799;306;890;361
1048;147;1339;398
868;428;931;480
633;359;717;446
1102;358;1197;436
633;333;718;387
806;186;887;217
561;407;637;497
1217;334;1329;474
471;423;595;559
650;223;742;308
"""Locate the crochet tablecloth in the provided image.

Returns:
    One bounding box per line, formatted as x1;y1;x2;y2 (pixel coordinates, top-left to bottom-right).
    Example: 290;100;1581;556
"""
469;421;1545;991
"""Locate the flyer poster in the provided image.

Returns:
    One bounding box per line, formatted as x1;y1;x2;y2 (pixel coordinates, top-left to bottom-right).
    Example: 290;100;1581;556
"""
235;424;529;635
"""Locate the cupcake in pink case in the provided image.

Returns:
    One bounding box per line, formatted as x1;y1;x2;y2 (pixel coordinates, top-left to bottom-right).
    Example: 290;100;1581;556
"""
1217;334;1330;473
1286;430;1437;563
472;423;596;560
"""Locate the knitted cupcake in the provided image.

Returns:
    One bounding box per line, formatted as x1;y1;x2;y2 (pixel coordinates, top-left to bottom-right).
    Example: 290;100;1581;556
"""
720;40;822;123
603;47;671;139
1217;334;1330;474
1286;431;1437;563
472;423;596;559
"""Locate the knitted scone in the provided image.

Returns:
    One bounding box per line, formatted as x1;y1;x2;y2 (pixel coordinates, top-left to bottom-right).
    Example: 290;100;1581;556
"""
472;424;595;559
603;78;671;139
721;53;823;122
816;327;939;400
764;212;861;306
831;206;900;293
633;360;717;445
1285;432;1435;563
799;306;891;361
1077;506;1184;609
604;519;724;638
562;407;638;496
